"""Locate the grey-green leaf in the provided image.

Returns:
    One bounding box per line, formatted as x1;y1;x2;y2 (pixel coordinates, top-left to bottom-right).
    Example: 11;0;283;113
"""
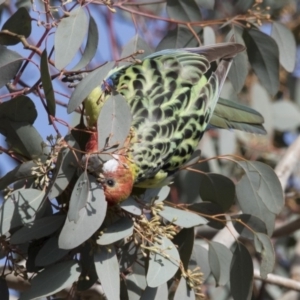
10;215;65;244
0;188;45;235
167;0;201;22
141;283;169;300
55;7;88;69
271;21;296;72
230;243;253;300
254;233;275;279
94;245;120;300
97;217;133;245
40;49;55;117
58;175;107;249
20;260;81;300
227;26;248;92
147;236;180;287
68;171;90;222
0;7;31;45
159;206;208;228
0;46;23;88
35;235;68;267
243;28;279;96
120;196;142;216
68;61;115;114
71;15;99;71
208;241;232;286
174;276;195;300
121;35;153;60
98;93;132;151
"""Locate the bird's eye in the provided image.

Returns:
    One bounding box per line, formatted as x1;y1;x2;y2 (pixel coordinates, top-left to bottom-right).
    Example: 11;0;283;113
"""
106;179;115;187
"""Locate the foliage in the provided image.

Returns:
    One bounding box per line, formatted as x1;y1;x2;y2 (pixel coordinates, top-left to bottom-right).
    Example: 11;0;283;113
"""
0;0;297;299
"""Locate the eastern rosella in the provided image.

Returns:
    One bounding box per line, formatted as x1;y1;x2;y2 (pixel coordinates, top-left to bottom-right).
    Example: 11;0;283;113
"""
83;43;261;204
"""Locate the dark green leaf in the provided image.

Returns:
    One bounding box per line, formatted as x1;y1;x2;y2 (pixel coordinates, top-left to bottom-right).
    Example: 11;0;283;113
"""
120;196;142;215
58;175;107;249
71;15;99;71
141;283;168;300
271;21;296;72
40;49;55;117
254;233;275;279
97;216;133;245
121;35;153;60
174;276;195;300
0;278;9;300
208;241;232;286
67;61;114;114
235;0;253;12
198;173;235;211
0;96;37;124
54;7;88;69
243;28;279;96
0;46;23;88
227;26;248;92
147;236;180;287
20;260;81;300
94;245;120;300
0;7;31;45
0;188;45;235
196;0;215;9
173;227;194;272
230;243;253;300
35;236;68;267
232;214;267;240
68;171;90;222
159;206;207;228
98;93;132;151
48;134;79;199
167;0;201;21
10;215;65;244
188;202;225;229
156;25;201;51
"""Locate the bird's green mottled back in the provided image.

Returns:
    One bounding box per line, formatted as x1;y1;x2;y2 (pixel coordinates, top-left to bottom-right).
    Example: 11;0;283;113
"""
105;51;219;185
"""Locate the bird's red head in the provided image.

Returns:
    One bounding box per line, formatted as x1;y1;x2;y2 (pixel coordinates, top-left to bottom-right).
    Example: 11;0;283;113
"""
100;156;136;205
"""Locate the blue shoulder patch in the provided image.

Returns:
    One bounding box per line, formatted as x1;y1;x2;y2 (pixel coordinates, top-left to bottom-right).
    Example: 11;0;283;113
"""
101;77;114;91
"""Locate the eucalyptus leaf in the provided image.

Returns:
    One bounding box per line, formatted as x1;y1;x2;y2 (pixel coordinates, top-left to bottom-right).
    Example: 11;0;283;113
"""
71;15;99;71
68;171;90;222
126;261;147;300
120;196;142;215
97;93;132;151
35;235;68;267
243;28;279;96
10;215;65;244
203;26;215;45
174;276;195;300
68;61;114;113
58;175;107;249
167;0;202;22
0;7;31;45
20;260;81;300
0;96;37;124
97;216;133;245
143;186;170;203
0;46;23;88
55;7;88;69
232;214;267;240
159;206;208;228
147;236;180;287
230;243;253;300
0;188;45;235
271;21;296;72
40;49;55;117
141;283;168;300
94;245;120;300
254;233;275;279
208;241;232;286
121;35;153;60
